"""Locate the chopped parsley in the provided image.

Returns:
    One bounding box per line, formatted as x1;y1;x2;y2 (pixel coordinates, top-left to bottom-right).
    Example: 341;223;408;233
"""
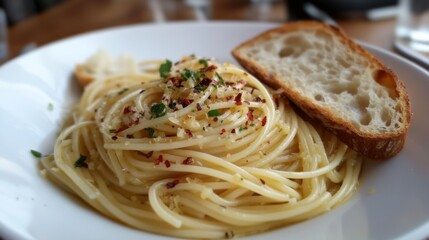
193;77;212;92
208;109;221;117
194;85;206;92
151;102;166;118
117;88;129;95
159;59;172;78
181;69;196;81
215;72;225;85
144;128;155;138
47;103;54;111
30;150;42;158
168;101;176;109
74;155;88;168
199;59;209;67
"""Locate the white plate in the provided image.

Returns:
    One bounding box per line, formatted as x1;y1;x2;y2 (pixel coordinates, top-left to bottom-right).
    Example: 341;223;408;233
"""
0;22;428;240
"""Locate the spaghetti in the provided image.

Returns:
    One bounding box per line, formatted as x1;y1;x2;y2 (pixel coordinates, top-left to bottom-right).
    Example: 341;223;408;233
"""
41;55;362;239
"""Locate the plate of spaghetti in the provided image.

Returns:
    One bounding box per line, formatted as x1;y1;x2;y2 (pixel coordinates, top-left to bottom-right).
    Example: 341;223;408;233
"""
0;22;428;240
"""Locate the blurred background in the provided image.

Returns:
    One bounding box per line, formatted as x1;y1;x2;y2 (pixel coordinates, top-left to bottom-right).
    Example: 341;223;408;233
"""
0;0;427;68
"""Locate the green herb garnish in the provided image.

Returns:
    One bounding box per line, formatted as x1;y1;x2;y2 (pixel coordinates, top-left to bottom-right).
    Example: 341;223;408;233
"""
168;101;176;109
74;155;88;168
159;59;172;78
144;128;155;138
118;88;129;95
109;129;116;133
194;85;206;92
194;70;203;80
199;59;209;67
181;69;196;81
47;103;54;111
208;109;221;117
151;102;166;118
215;72;225;85
30;150;42;158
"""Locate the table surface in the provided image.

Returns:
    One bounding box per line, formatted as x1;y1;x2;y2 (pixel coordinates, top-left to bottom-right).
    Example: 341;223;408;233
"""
5;0;402;62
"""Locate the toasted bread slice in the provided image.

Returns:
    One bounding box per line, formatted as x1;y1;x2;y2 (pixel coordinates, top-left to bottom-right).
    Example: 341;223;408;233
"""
232;21;411;160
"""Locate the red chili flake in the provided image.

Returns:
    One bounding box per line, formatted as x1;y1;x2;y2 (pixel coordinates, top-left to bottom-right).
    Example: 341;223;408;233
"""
134;117;140;125
262;99;266;103
196;103;202;111
231;129;236;134
185;129;193;137
138;151;153;158
220;129;226;135
247;110;254;121
260;179;266;185
261;116;267;127
234;93;242;105
182;157;193;165
203;65;217;72
198;77;212;88
213;117;218;122
255;97;262;102
115;125;128;133
123;106;136;114
155;155;164;165
237;79;246;85
164;160;171;168
170;77;184;88
123;106;131;114
226;96;233;101
244;101;250;105
177;98;194;107
166;179;180;189
111;136;118;140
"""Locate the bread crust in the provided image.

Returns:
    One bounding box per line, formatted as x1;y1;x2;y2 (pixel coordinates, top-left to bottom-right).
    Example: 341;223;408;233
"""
74;64;95;87
232;21;411;160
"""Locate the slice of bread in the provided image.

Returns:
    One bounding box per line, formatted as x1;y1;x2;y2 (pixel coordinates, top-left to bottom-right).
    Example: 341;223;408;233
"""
232;21;411;160
75;51;159;86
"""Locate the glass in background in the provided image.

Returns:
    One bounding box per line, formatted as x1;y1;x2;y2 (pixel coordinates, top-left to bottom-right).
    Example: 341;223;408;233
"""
396;0;429;50
0;0;63;25
0;8;7;62
395;0;429;67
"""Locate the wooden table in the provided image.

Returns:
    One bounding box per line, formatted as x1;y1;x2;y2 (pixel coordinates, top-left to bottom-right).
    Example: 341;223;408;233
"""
7;0;398;60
